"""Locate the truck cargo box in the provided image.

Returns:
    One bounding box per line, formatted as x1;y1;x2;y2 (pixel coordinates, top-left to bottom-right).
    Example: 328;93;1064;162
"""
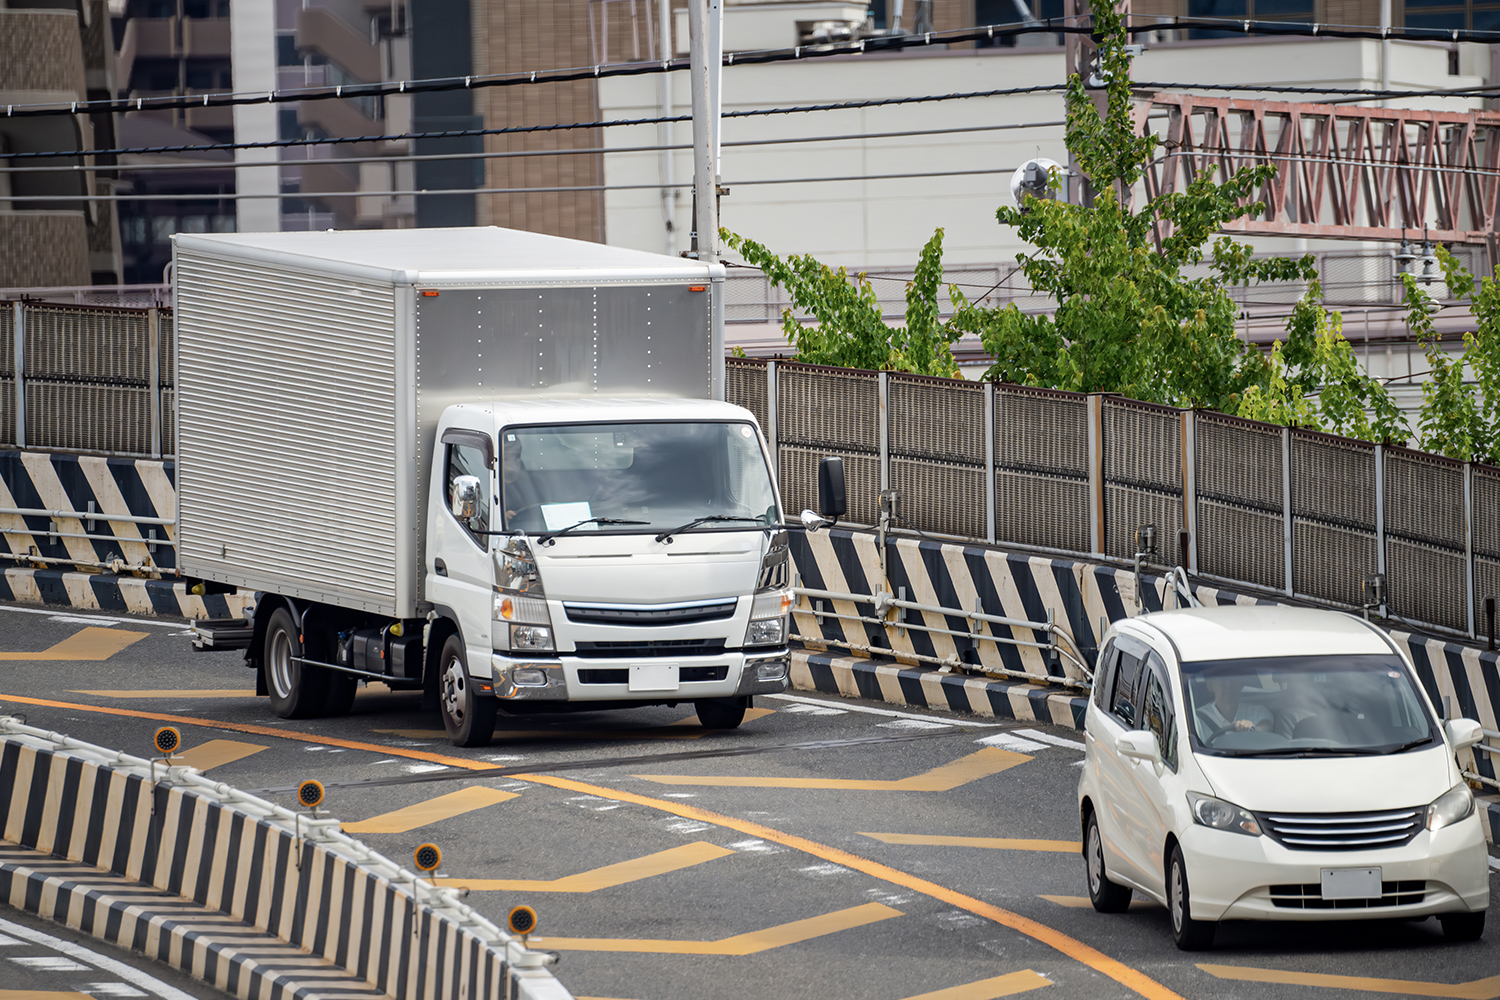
173;227;724;618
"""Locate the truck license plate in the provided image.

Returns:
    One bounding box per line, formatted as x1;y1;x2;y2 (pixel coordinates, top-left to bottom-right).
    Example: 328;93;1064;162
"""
1321;867;1382;900
629;662;680;692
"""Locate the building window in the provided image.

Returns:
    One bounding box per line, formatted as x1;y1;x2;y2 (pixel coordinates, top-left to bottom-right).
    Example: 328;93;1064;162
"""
1403;0;1500;30
1187;0;1314;37
976;0;1066;45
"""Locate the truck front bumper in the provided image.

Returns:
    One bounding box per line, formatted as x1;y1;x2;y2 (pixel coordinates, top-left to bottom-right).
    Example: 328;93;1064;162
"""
489;650;790;702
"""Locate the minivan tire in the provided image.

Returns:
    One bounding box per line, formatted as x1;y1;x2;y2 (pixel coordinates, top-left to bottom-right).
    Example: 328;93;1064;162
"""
1169;844;1216;951
1085;811;1132;913
263;607;330;718
439;633;497;747
1439;911;1485;942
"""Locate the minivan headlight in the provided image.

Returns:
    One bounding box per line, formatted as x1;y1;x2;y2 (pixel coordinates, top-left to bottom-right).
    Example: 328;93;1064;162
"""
1187;792;1262;836
1427;783;1475;831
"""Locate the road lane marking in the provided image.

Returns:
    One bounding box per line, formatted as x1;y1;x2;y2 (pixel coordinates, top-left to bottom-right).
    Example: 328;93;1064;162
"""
1010;729;1086;751
667;707;776;726
374;726;712;741
635;747;1029;790
0;693;1181;1000
903;970;1053;999
0;916;200;1000
1197;964;1500;998
0;628;147;661
514;773;1186;1000
534;901;901;954
0;605;182;628
1040;895;1159;910
977;733;1050;752
173;739;266;771
342;787;519;834
766;692;1004;727
0;991;92;999
71;689;257;699
435;841;733;892
863;833;1081;852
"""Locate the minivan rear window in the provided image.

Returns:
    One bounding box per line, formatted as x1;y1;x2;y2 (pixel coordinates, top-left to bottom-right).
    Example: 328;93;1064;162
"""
1178;654;1436;757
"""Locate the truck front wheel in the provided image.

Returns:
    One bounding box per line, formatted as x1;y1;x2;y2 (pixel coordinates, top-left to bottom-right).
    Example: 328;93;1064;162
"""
439;633;497;747
263;607;330;718
694;697;746;730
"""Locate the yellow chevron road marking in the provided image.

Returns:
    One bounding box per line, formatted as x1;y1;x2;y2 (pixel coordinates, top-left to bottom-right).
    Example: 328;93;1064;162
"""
904;970;1053;1000
435;840;732;892
1197;965;1500;998
534;901;901;954
636;747;1030;790
0;627;147;661
72;689;257;698
863;832;1081;852
174;739;267;771
343;787;519;834
1040;895;1159;910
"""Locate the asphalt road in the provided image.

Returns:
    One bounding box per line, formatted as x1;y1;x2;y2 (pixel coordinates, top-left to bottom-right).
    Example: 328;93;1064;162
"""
0;602;1496;1000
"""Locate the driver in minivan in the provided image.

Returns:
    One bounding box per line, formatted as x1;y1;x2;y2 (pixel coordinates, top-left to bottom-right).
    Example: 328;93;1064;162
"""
1194;675;1273;735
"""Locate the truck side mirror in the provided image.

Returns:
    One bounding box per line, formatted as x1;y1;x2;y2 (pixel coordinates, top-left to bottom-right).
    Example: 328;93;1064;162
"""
450;475;480;521
817;457;847;521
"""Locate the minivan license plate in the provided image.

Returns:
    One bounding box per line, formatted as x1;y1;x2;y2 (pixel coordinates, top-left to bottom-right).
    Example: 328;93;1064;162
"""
629;662;679;692
1321;867;1381;900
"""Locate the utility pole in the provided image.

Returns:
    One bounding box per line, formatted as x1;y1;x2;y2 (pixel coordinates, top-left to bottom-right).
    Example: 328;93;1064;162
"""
1063;0;1129;206
658;0;676;255
687;0;719;264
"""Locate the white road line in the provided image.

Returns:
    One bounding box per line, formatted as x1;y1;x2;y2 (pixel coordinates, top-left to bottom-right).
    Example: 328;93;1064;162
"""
1012;728;1087;751
877;719;952;730
81;985;147;997
1489;856;1499;873
0;605;183;628
11;956;90;970
0;917;200;1000
765;692;1004;728
976;733;1050;752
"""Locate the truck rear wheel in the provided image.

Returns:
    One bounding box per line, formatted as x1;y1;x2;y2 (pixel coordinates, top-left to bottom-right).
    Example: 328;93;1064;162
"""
694;697;746;729
263;607;330;718
439;633;496;747
322;673;358;716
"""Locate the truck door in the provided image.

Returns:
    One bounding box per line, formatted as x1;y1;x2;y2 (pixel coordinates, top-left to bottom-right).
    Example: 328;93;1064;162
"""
429;434;495;673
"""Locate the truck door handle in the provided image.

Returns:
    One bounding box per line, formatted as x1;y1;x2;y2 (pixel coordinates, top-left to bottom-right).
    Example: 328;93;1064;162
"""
434;559;448;577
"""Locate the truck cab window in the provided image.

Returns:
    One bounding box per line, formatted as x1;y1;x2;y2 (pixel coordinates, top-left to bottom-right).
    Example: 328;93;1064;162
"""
446;442;491;538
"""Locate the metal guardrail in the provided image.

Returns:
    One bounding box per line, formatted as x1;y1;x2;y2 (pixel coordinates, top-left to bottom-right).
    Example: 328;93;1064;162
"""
1465;728;1500;791
0;503;174;575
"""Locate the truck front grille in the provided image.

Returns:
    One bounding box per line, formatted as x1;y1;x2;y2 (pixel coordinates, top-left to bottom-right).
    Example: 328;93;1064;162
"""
1268;881;1426;909
577;665;730;684
574;640;726;659
1258;807;1425;851
564;600;737;626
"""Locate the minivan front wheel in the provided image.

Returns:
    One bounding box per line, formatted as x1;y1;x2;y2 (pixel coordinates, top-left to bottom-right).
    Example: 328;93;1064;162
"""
1168;844;1215;951
1085;811;1132;913
1439;911;1485;942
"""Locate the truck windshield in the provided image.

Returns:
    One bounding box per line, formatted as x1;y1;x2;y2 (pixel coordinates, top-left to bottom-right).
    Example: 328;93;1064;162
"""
1179;654;1436;757
500;421;779;534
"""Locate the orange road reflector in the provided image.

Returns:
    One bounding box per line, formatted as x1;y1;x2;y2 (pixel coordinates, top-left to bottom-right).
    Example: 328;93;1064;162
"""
298;779;325;809
414;842;442;872
153;726;181;755
508;905;538;936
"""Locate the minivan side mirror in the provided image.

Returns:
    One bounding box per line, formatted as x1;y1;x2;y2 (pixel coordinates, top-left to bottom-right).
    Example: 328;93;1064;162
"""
1445;718;1484;751
817;456;847;522
450;475;480;521
1117;730;1160;762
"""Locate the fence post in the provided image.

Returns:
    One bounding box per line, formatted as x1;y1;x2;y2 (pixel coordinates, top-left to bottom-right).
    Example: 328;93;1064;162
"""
878;370;889;492
1282;426;1293;596
766;360;778;482
148;307;161;459
1375;443;1387;617
1465;461;1475;639
12;301;24;450
1087;394;1104;556
1180;409;1197;573
984;381;995;545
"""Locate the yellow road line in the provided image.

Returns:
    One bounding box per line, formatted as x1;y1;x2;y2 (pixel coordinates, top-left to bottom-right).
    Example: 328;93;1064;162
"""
343;786;519;834
0;627;147;661
666;707;776;726
1198;964;1500;998
516;773;1186;1000
374;727;709;742
904;970;1053;1000
1039;895;1159;910
72;689;257;699
864;833;1080;852
174;739;266;771
534;901;901;954
0;991;92;999
0;693;1182;1000
435;841;732;892
636;747;1029;790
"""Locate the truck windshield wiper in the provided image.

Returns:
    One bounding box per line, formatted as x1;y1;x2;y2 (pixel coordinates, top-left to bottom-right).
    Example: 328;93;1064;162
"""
537;518;647;546
655;515;764;543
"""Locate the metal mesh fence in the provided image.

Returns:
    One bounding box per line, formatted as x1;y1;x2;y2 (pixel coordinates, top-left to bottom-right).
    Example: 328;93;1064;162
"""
0;379;14;447
27;382;151;455
160;389;175;456
995;385;1089;553
1196;413;1283;590
1290;430;1377;607
159;311;175;387
1103;398;1182;559
25;306;150;385
725;357;769;430
1388;537;1469;633
1384;448;1467;631
0;306;13;379
891;458;987;539
780;445;880;525
776;364;879;453
889;375;983;465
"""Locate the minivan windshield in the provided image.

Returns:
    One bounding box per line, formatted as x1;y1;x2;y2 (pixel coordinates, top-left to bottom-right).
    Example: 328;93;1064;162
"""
500;421;780;534
1180;654;1436;757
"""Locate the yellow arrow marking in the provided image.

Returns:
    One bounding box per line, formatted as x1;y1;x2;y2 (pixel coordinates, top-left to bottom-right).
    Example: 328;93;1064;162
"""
636;747;1030;790
864;832;1081;852
72;689;257;698
1198;965;1500;998
435;840;733;892
904;970;1053;1000
343;787;519;834
534;901;901;954
0;627;147;661
174;739;266;771
1040;895;1159;910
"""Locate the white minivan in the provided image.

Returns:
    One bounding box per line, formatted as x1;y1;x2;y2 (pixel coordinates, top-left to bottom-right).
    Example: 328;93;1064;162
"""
1078;605;1491;950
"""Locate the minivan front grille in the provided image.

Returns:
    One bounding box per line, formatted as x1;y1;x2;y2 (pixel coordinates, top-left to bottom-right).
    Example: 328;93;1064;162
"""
1258;807;1425;851
564;600;737;626
1269;880;1426;908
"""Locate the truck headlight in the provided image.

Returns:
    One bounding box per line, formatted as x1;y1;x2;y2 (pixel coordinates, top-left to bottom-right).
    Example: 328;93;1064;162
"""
745;589;791;648
750;590;793;619
495;593;549;623
1427;782;1474;831
746;618;786;647
1186;792;1262;836
510;625;554;651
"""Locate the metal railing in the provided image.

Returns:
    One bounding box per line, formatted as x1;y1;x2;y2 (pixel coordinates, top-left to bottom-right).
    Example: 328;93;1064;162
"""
0;503;175;575
1466;729;1500;792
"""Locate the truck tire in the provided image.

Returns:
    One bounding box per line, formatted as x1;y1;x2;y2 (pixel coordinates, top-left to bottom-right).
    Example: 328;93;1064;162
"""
439;633;496;747
694;697;746;729
262;607;330;718
322;672;358;716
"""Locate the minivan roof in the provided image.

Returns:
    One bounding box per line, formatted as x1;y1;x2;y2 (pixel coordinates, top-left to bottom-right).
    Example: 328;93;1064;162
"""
1131;605;1393;662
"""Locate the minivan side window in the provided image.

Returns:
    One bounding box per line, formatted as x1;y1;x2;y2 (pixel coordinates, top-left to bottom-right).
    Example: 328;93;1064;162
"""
446;443;491;541
1111;651;1143;727
1141;659;1178;771
1093;643;1119;711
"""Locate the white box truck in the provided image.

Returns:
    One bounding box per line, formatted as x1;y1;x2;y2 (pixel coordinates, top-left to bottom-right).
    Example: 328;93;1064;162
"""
177;227;796;746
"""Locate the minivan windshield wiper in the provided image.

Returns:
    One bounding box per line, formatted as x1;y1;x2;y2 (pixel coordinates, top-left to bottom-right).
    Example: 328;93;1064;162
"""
1219;737;1433;758
654;515;763;543
537;518;647;546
